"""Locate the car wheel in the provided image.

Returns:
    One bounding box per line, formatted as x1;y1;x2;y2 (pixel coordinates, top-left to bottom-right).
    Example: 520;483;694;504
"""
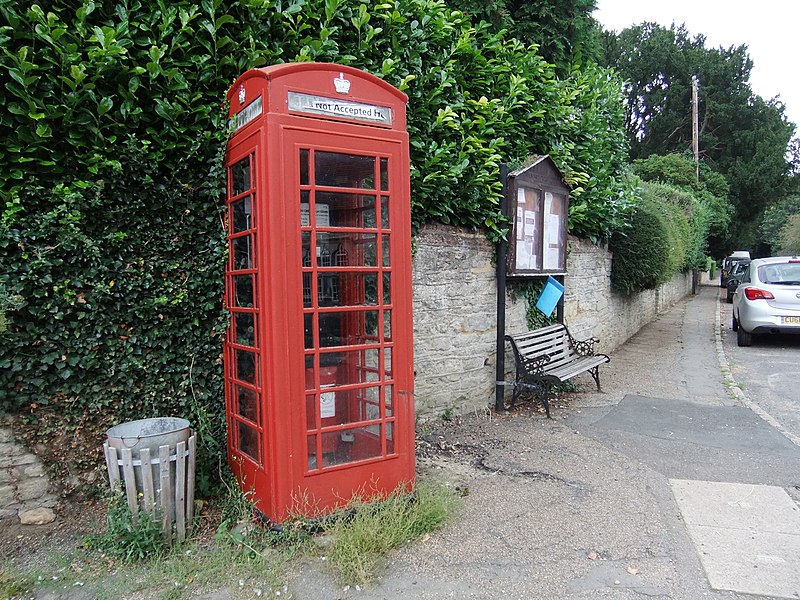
737;326;752;347
732;313;738;331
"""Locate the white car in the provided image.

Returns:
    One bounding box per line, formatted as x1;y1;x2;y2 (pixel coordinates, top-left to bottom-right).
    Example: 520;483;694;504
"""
731;256;800;346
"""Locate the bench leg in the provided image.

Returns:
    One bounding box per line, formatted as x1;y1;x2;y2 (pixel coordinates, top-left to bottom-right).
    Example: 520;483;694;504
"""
542;383;551;418
590;366;601;391
510;381;521;409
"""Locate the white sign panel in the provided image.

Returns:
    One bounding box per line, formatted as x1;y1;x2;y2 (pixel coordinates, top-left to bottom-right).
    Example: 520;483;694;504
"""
288;91;392;125
230;96;263;132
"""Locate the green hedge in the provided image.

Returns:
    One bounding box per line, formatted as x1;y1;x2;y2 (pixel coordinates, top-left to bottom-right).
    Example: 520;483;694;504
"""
610;182;701;294
0;0;632;492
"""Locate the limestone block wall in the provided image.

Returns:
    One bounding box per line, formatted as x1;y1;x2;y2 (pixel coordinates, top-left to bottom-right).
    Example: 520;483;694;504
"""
563;236;694;352
412;225;696;419
411;224;527;419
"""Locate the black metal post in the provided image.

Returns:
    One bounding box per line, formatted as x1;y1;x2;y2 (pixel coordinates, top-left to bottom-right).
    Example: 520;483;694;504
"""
556;275;565;324
495;164;510;413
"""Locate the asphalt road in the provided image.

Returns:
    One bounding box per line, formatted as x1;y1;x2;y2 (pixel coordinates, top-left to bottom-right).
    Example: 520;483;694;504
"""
718;287;800;441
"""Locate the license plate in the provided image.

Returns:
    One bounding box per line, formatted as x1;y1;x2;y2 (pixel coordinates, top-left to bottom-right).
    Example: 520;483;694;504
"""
783;316;800;325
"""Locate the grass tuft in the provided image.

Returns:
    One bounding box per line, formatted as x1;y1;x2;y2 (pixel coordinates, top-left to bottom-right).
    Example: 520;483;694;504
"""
324;481;458;585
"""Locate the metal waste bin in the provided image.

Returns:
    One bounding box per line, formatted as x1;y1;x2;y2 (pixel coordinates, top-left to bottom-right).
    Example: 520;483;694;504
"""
104;417;196;544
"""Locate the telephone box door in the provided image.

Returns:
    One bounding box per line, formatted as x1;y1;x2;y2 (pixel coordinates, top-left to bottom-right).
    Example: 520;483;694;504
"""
282;127;415;511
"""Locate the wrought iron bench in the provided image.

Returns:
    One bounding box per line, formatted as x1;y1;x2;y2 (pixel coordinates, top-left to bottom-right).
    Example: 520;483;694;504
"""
505;323;610;417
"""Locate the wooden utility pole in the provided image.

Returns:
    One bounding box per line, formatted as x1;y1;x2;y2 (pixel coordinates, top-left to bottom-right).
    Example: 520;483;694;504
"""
691;75;699;181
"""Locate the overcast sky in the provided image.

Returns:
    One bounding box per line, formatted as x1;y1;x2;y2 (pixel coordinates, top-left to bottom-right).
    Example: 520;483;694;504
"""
593;0;800;132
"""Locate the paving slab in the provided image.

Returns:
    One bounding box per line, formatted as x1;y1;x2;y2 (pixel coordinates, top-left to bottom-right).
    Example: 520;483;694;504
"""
671;479;800;598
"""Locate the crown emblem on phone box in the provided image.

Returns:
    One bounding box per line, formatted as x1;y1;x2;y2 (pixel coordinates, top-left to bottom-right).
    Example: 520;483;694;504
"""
334;73;351;94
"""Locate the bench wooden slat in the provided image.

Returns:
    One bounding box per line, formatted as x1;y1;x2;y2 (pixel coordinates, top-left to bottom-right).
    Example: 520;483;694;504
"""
504;323;610;417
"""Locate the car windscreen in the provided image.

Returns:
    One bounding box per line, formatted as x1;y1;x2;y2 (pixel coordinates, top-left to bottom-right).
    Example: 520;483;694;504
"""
758;262;800;285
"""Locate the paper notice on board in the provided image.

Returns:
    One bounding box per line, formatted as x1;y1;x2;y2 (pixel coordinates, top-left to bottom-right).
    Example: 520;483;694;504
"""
543;215;561;269
516;239;529;269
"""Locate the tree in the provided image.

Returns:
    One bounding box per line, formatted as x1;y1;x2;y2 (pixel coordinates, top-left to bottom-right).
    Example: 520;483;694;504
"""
760;195;800;254
602;22;796;253
778;214;800;254
445;0;603;69
632;153;731;258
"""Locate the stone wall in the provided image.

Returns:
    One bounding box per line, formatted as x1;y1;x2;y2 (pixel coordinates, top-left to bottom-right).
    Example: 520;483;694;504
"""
412;224;698;419
0;422;58;522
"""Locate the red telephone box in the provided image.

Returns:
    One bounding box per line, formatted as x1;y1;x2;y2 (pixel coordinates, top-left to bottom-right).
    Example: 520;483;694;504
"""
223;63;415;523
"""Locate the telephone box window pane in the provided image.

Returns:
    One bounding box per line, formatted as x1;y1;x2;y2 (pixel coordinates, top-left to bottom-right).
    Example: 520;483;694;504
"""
299;191;312;227
315;152;375;189
235;349;257;384
305;395;316;430
381;234;390;266
300;149;309;186
364;310;380;340
233;235;253;270
319;312;343;347
236;385;258;423
307;435;318;470
383;310;392;341
231;157;251;196
321;427;381;467
317;273;340;306
384;349;392;380
233;275;254;308
316;232;376;267
382;272;391;304
386;423;394;454
302;232;312;266
381;196;389;229
303;272;312;308
319;311;377;347
332;348;379;386
238;421;259;461
330;272;378;307
234;312;256;347
315;192;376;229
304;313;314;349
385;385;393;417
231;196;252;233
380;158;389;191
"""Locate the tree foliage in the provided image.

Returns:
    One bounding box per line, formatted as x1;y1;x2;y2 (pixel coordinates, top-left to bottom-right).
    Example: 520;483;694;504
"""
632;153;731;258
444;0;602;69
602;22;796;254
760;194;800;254
0;0;632;491
778;214;800;255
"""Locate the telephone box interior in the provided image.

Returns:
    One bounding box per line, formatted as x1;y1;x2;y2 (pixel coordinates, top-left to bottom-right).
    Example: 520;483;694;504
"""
223;64;415;523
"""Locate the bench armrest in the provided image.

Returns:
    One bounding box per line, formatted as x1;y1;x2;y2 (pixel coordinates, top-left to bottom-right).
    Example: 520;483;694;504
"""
521;354;551;376
569;334;600;357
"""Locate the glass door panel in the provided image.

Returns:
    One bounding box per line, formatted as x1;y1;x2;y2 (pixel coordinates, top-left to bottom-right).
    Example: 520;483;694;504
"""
299;147;396;472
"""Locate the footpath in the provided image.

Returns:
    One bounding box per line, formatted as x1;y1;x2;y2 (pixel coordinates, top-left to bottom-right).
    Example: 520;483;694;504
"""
290;284;800;599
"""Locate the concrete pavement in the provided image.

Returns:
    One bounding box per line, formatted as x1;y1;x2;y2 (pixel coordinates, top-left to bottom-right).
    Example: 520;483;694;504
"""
289;284;800;599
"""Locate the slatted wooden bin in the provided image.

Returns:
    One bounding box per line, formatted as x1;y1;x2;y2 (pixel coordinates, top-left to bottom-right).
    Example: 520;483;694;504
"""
103;436;196;544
